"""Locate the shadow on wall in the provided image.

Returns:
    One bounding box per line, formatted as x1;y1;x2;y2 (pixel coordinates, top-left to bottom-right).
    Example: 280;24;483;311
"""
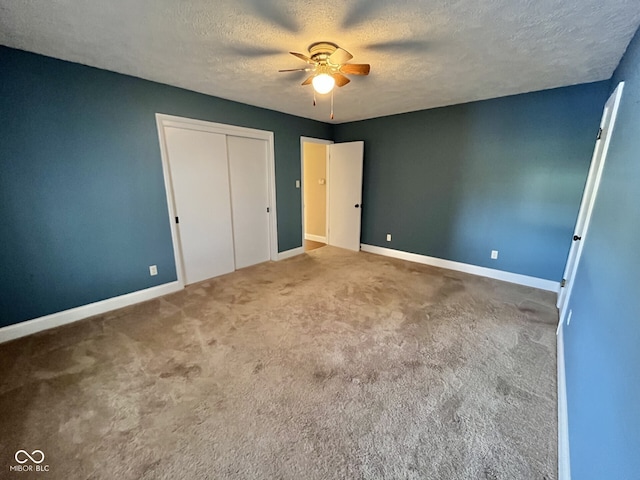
334;81;610;282
357;108;468;262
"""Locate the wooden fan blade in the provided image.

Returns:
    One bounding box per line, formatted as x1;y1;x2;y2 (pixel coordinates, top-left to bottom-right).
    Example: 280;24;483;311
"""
279;68;310;72
339;64;371;75
301;76;314;86
329;47;353;64
290;52;315;64
332;73;351;87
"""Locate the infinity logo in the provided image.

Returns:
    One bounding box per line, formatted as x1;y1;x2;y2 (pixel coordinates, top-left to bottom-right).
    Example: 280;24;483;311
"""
14;450;45;464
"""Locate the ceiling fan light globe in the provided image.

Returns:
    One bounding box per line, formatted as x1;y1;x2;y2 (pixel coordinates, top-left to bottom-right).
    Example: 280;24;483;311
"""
312;73;335;94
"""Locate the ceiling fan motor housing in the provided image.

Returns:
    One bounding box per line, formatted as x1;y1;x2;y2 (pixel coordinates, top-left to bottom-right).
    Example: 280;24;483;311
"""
308;42;338;64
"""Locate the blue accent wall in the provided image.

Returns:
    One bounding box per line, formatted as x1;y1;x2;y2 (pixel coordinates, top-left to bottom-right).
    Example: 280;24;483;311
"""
0;47;331;327
333;83;610;281
564;27;640;479
0;45;614;332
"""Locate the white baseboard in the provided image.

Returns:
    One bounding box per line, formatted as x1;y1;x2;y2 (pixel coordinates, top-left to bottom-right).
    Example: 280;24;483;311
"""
557;324;572;480
360;244;560;292
277;247;305;261
0;281;183;344
304;233;327;243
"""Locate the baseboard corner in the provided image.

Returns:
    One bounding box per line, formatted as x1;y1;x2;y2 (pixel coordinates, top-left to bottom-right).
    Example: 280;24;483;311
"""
277;246;305;261
304;233;327;243
360;244;559;292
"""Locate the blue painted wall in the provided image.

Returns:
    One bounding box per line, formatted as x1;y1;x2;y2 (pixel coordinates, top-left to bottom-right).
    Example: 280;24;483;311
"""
0;47;331;327
564;27;640;480
0;45;613;330
333;83;610;281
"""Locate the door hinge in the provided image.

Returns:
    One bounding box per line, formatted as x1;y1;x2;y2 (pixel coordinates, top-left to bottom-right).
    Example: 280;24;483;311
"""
596;127;602;140
175;216;179;224
561;278;566;288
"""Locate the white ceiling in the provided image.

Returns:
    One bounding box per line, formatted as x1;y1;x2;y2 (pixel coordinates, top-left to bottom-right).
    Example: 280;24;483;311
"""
1;0;639;123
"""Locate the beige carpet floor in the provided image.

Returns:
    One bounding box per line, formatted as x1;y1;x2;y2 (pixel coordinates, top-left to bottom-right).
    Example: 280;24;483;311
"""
0;247;558;479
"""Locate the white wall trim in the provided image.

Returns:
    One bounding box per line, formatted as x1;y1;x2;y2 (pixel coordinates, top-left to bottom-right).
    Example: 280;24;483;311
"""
557;324;572;480
360;244;560;292
277;247;305;260
0;281;183;344
557;81;625;322
305;234;327;243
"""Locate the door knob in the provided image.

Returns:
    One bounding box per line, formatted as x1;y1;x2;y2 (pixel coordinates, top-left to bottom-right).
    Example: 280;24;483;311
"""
573;235;582;241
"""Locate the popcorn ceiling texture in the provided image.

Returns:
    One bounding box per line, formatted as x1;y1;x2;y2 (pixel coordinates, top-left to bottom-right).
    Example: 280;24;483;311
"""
1;0;639;122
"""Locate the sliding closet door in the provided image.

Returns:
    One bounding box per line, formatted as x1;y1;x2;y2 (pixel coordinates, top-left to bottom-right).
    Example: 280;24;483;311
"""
227;136;271;269
164;127;235;284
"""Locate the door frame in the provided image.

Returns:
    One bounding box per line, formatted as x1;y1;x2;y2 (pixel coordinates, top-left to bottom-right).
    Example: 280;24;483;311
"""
557;81;625;323
156;113;278;287
300;136;333;248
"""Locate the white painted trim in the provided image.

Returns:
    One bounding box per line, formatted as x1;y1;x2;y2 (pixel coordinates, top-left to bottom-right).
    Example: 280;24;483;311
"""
155;116;187;288
557;323;572;480
300;136;333;253
325;145;331;246
557;82;625;321
266;133;279;263
155;113;279;275
277;247;305;261
300;136;333;145
158;114;275;141
360;244;560;292
0;281;183;344
305;233;327;243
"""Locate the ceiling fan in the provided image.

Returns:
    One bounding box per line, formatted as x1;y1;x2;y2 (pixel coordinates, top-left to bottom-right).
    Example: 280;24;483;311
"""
279;42;370;117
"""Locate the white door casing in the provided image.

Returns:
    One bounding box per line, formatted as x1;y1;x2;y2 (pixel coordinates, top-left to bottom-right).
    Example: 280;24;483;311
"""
156;114;278;287
228;136;271;269
163;127;235;284
557;82;625;324
328;141;365;252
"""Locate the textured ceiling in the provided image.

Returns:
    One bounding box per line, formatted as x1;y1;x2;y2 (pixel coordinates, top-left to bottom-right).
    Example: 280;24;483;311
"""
1;0;639;123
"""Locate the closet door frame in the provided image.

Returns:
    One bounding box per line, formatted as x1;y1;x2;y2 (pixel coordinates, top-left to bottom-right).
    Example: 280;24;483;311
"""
155;113;278;288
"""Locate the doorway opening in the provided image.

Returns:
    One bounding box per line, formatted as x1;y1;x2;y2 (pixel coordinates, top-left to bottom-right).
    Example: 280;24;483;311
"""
300;137;365;253
301;137;332;252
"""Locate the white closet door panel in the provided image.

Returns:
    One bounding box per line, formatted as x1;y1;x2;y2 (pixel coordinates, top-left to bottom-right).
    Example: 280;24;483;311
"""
165;127;235;284
227;136;271;269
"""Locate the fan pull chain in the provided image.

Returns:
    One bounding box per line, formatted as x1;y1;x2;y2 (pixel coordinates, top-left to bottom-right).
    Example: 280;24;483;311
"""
313;90;316;106
330;90;334;120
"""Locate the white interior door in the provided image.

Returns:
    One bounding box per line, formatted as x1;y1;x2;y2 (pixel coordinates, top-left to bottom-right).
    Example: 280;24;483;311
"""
328;141;364;251
227;136;271;269
164;127;235;284
557;82;625;322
